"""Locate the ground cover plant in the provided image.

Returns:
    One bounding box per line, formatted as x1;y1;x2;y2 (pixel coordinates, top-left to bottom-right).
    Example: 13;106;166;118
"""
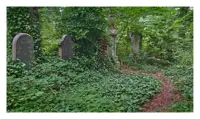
7;56;161;112
7;7;193;112
163;65;193;112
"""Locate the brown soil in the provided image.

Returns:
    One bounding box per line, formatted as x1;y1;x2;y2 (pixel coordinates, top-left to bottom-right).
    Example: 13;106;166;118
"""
120;65;182;112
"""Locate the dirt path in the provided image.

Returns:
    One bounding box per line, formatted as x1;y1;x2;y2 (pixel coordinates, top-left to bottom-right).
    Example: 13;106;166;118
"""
120;65;181;112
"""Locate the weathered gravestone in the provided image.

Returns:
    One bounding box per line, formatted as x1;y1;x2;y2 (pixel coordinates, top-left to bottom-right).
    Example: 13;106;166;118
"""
12;33;34;66
129;32;142;56
58;35;73;60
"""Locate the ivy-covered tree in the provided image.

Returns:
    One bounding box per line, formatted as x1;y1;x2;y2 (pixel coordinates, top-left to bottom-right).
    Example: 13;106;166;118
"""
7;7;41;57
57;7;108;56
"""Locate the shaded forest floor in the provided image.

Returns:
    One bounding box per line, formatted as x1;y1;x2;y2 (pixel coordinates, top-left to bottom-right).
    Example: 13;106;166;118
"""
7;56;192;112
120;65;182;112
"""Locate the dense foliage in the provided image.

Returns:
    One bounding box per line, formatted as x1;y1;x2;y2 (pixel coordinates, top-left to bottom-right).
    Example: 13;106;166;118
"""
7;57;161;112
38;7;109;56
116;8;193;112
38;7;61;55
7;7;41;57
164;65;193;112
7;7;193;112
116;7;193;66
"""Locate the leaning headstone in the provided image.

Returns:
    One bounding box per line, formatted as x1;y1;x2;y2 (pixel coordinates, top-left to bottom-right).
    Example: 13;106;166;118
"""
12;33;34;66
58;35;73;60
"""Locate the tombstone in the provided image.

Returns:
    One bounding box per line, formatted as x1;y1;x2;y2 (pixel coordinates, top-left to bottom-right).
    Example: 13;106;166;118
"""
12;33;34;66
129;32;142;56
58;35;73;60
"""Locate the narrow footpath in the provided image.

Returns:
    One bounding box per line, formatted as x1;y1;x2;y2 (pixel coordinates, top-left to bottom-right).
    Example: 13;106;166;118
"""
120;65;182;112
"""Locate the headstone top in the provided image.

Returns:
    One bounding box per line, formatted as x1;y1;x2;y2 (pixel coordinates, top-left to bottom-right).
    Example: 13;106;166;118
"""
58;35;73;60
59;35;73;45
12;33;34;66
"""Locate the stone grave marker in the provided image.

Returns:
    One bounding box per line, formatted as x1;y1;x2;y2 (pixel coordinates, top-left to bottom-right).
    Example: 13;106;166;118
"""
58;35;73;60
12;33;34;66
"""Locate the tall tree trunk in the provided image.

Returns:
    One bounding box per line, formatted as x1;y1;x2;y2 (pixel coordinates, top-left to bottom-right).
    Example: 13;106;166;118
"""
30;7;41;57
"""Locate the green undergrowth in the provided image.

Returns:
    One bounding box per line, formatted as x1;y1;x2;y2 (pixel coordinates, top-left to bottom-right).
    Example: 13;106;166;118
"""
164;65;193;112
7;56;161;112
165;101;193;112
121;56;163;73
121;56;193;112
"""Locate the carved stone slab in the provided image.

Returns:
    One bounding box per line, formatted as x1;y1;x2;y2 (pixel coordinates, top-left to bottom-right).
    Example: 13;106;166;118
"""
12;33;34;65
58;35;73;60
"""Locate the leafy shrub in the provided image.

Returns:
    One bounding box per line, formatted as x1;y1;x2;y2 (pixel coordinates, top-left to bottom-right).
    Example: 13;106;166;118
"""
58;7;107;56
164;65;193;77
121;56;161;73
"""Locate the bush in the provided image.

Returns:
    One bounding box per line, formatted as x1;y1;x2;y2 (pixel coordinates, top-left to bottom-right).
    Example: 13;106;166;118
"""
121;56;162;73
